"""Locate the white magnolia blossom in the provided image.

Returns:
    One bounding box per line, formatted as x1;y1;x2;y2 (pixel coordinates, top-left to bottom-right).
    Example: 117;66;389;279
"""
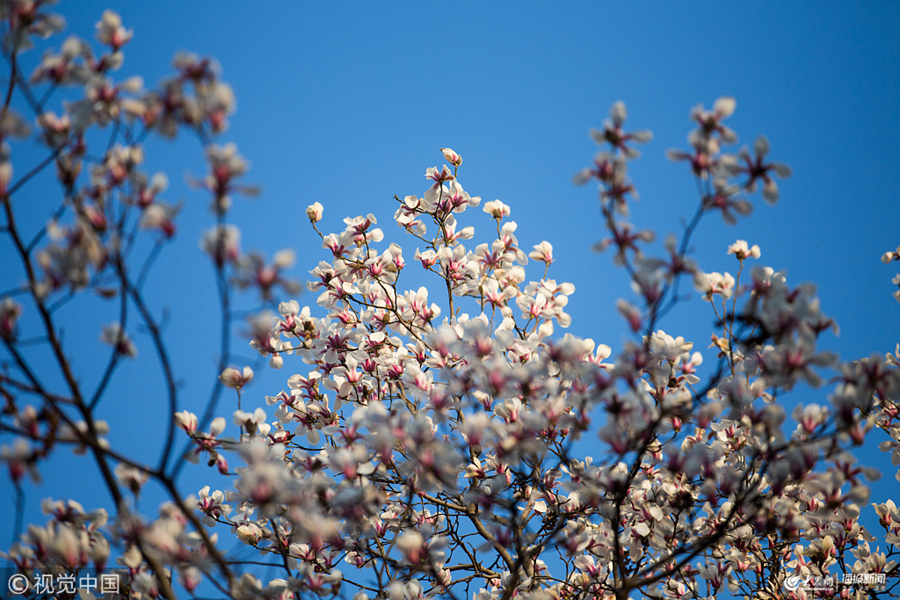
727;239;761;260
220;366;254;389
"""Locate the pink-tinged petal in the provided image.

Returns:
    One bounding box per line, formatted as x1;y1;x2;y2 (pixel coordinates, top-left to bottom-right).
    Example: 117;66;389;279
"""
209;417;226;437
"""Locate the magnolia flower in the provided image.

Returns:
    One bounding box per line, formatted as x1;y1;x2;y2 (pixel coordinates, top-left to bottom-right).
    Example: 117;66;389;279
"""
616;298;642;332
396;530;427;564
220;366;254;389
200;224;241;265
590;101;653;158
35;111;72;149
395;201;427;236
206;142;247;177
792;403;828;435
115;463;148;494
528;241;554;265
191;143;260;213
70;76;143;128
230;573;263;600
727;239;761;260
178;415;227;466
425;165;454;187
307;201;324;223
726;135;792;204
690;96;738;143
100;323;137;358
233;249;301;301
135;172;169;207
173;52;219;82
1;1;65;51
101;144;144;187
694;271;736;300
174;410;199;434
0;439;36;482
233;407;268;435
140;201;182;238
95;10;133;51
647;330;693;361
440;147;462;167
200;82;236;133
483;199;511;220
703;178;752;224
197;485;231;526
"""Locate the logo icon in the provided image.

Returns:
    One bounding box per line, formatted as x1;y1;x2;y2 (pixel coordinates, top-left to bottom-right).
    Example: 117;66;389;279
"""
784;575;810;591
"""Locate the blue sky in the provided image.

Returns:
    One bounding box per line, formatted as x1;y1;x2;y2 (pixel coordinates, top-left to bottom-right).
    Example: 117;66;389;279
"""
2;0;899;594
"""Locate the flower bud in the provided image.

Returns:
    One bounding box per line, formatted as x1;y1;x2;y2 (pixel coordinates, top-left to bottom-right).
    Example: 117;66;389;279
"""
440;147;462;167
0;297;23;340
220;366;253;389
306;201;323;223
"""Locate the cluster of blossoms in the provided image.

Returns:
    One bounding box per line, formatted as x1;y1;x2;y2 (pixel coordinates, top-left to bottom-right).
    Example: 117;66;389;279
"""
164;129;898;600
0;3;296;598
0;2;287;300
2;497;220;598
1;4;899;600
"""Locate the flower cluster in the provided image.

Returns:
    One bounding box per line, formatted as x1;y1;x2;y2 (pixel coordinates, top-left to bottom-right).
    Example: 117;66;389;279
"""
1;7;898;600
156;140;896;600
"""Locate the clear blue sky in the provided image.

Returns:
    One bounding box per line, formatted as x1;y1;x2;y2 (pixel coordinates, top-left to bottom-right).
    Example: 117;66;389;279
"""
2;0;899;593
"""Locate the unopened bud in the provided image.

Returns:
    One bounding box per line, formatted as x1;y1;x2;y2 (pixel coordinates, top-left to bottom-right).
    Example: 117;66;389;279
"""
306;201;323;223
440;147;462;167
0;297;22;340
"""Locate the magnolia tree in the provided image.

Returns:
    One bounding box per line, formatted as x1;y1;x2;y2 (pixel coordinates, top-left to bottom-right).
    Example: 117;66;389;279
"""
1;3;900;600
